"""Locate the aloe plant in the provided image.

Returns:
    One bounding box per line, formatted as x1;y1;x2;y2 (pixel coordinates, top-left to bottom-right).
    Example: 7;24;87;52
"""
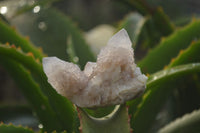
0;0;200;133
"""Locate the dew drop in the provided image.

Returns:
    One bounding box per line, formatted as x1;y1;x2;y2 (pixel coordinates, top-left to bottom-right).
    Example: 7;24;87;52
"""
38;124;43;129
0;6;7;14
38;22;47;31
73;57;79;62
153;76;157;80
33;5;40;13
192;63;196;67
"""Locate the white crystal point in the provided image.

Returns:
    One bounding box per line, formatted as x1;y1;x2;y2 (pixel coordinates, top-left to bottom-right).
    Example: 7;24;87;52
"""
43;57;87;99
42;29;147;107
107;28;132;48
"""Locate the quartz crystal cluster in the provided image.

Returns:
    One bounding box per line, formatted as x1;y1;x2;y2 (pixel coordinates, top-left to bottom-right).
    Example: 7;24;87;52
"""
43;29;147;107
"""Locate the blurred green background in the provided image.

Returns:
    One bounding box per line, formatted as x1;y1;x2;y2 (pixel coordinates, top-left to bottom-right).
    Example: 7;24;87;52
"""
0;0;200;132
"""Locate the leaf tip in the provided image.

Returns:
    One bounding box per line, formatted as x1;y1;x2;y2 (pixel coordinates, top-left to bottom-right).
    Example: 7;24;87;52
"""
36;58;40;63
27;52;34;58
146;73;150;77
8;122;13;126
25;36;30;41
11;44;16;49
161;37;166;42
5;42;10;46
17;46;22;51
191;40;197;45
191;16;197;22
38;47;43;52
179;49;184;55
164;65;168;70
170;58;175;64
11;26;16;31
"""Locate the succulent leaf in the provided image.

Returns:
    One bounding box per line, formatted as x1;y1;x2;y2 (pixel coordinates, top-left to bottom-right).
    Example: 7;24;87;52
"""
0;57;62;132
0;19;44;61
129;40;200;132
78;105;131;133
0;123;34;133
158;109;200;133
11;7;95;65
0;44;75;132
139;20;200;73
131;63;200;132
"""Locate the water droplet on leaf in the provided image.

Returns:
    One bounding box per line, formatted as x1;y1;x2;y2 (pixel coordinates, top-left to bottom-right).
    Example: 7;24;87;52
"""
38;21;47;31
33;5;40;13
38;124;43;129
73;57;79;63
0;6;7;14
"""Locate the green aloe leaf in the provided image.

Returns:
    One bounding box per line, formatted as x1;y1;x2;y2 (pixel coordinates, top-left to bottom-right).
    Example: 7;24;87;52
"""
0;123;34;133
117;12;164;60
146;63;200;88
133;16;164;60
152;7;174;36
79;105;131;133
118;0;174;36
84;106;115;118
49;8;95;69
0;57;61;132
128;26;200;116
0;19;44;61
169;40;200;67
0;44;75;132
0;14;9;24
139;20;200;73
117;7;174;61
118;12;146;47
158;109;200;133
131;63;200;133
14;0;59;16
66;36;79;64
128;40;200;132
167;40;200;123
11;7;95;69
118;0;153;15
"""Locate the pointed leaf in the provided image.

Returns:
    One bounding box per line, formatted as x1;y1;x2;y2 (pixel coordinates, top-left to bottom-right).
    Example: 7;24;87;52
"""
14;0;59;16
169;40;200;67
11;7;95;69
118;0;174;36
0;19;44;60
139;20;200;73
128;40;200;132
118;12;146;47
152;7;174;36
0;123;34;133
0;58;61;132
0;44;75;132
79;105;131;133
158;109;200;133
131;63;200;133
66;36;80;64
